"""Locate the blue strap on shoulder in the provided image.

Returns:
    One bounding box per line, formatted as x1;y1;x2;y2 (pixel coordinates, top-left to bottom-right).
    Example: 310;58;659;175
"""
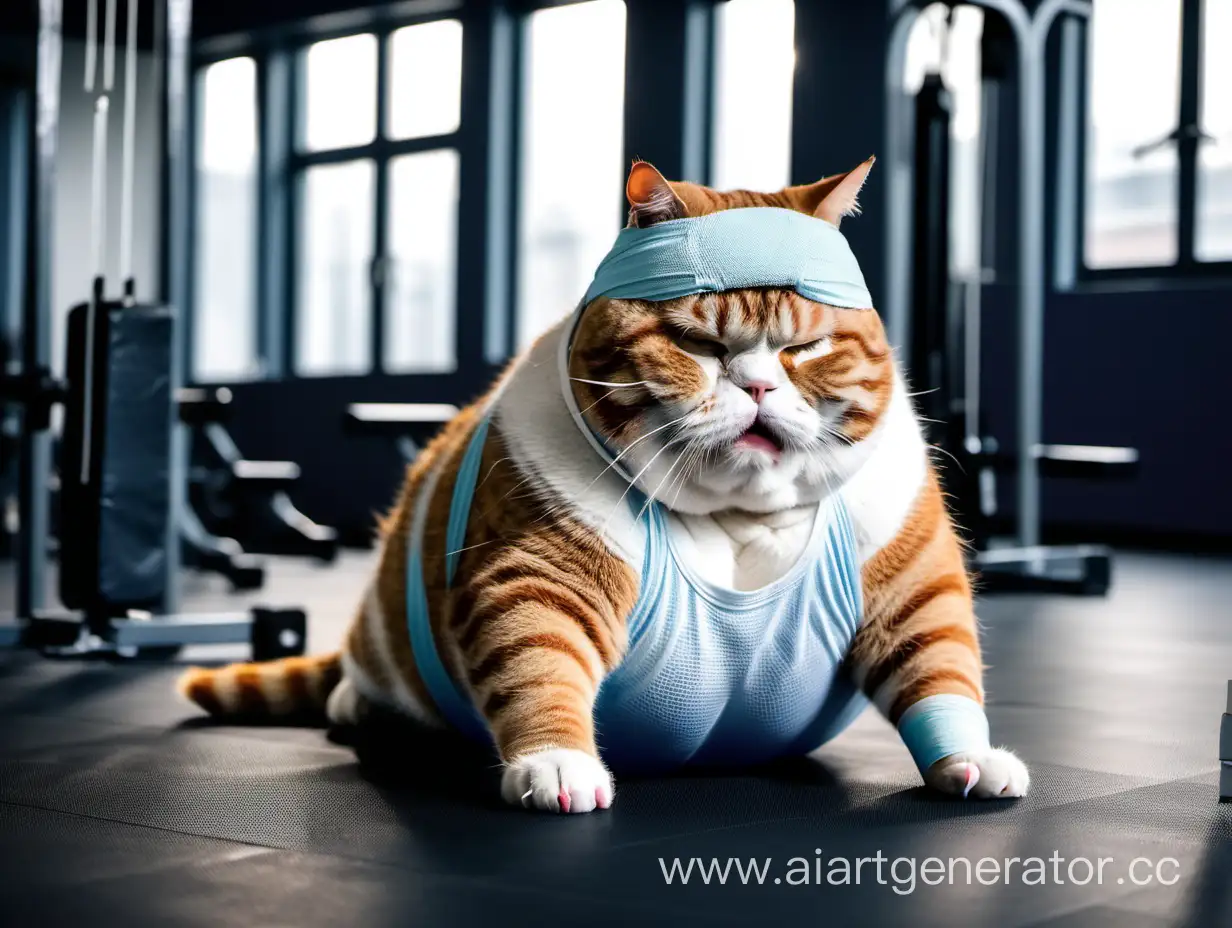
405;420;493;744
896;693;991;774
408;413;662;742
826;497;863;627
445;417;492;586
622;490;666;650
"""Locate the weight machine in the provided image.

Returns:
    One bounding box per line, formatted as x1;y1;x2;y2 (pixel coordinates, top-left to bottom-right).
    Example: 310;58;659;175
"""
0;0;306;658
886;0;1138;594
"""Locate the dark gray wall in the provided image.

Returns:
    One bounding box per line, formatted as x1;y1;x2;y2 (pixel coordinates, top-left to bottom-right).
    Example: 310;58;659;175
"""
981;283;1232;540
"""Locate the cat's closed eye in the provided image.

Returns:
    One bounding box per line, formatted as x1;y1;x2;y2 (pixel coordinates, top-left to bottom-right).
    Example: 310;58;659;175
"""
673;333;728;359
780;338;827;357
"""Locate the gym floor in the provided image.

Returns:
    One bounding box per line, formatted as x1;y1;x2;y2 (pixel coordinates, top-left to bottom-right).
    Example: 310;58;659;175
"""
1;551;1229;927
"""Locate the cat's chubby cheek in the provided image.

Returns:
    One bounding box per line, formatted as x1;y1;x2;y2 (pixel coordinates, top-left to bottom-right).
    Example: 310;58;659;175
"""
687;354;722;390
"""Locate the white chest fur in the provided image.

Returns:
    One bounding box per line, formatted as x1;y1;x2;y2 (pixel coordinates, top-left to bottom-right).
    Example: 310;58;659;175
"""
671;505;818;590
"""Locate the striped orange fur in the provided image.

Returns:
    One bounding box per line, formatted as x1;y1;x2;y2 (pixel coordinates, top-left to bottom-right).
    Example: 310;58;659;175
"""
851;471;983;722
177;652;342;717
178;157;1011;804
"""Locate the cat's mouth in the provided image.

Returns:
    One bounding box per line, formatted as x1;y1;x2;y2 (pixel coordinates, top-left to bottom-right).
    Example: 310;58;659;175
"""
733;418;784;456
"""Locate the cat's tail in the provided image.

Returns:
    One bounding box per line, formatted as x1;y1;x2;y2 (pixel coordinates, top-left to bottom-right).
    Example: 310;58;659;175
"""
177;652;343;719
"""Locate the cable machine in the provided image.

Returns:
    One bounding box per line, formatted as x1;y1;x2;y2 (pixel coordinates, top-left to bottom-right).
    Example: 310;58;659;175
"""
0;0;306;658
886;0;1139;594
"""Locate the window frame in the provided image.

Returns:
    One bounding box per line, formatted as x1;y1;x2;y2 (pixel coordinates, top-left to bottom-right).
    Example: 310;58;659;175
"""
188;2;490;385
1077;0;1232;282
288;23;463;377
186;0;722;387
291;18;466;378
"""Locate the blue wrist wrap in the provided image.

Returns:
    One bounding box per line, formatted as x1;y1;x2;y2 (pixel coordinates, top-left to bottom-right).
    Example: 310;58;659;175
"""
897;694;991;773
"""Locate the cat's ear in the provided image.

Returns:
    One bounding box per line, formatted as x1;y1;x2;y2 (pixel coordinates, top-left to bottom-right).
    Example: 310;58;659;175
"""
626;161;688;228
810;156;875;227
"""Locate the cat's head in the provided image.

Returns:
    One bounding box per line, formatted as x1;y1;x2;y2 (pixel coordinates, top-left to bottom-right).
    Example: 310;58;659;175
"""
568;159;892;515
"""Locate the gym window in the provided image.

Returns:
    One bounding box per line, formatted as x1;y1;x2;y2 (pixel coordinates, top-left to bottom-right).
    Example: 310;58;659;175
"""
293;23;463;376
710;0;795;193
193;57;260;382
515;0;627;350
1082;0;1231;275
191;16;465;383
190;2;820;378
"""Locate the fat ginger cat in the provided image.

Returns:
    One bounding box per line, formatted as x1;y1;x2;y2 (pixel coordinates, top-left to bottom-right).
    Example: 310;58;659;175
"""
180;159;1029;813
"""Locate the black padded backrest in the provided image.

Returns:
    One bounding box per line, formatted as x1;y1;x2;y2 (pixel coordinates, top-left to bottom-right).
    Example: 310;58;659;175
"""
60;300;172;614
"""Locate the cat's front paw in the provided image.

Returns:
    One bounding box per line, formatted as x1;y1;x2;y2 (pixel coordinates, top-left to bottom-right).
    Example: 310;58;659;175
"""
925;747;1030;799
501;747;614;814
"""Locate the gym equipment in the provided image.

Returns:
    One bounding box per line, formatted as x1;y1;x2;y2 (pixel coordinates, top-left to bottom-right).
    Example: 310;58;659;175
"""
0;0;304;659
887;0;1137;595
186;390;338;563
180;503;266;591
1222;682;1232;802
0;337;26;560
178;388;265;590
343;402;458;462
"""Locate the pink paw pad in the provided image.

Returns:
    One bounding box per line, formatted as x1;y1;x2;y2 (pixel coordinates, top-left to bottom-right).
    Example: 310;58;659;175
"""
558;790;571;814
596;787;611;810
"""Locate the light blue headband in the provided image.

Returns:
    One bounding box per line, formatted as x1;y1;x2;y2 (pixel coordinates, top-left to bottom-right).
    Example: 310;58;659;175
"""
580;207;872;309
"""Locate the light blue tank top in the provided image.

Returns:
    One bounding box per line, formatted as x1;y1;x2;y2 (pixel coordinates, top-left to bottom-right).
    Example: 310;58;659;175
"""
405;418;870;775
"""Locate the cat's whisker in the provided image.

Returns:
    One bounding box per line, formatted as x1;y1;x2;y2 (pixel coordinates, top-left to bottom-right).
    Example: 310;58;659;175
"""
445;538;501;558
527;426;664;531
929;442;967;475
477;456;512;489
578;388;620;417
569;378;650;389
571;412;692;502
487;413;688;528
666;440;704;507
636;439;696;522
671;442;712;508
599;435;683;538
674;443;706;506
473;471;541;521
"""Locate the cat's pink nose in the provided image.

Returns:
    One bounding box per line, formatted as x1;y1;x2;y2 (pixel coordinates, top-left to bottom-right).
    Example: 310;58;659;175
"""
741;381;777;404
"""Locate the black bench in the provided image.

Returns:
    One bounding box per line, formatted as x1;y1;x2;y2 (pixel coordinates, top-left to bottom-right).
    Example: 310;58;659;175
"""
182;387;339;564
343;402;459;462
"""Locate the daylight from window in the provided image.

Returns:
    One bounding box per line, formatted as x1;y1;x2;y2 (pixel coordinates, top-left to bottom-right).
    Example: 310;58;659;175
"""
1085;0;1182;268
903;4;984;277
386;149;459;372
303;34;378;151
389;19;463;140
516;0;627;348
711;0;795;193
1196;0;1232;260
297;160;375;375
194;57;259;381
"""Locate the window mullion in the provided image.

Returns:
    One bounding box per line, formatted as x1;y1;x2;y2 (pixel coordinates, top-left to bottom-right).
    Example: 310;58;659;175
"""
372;32;391;374
257;50;293;379
1176;0;1203;267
